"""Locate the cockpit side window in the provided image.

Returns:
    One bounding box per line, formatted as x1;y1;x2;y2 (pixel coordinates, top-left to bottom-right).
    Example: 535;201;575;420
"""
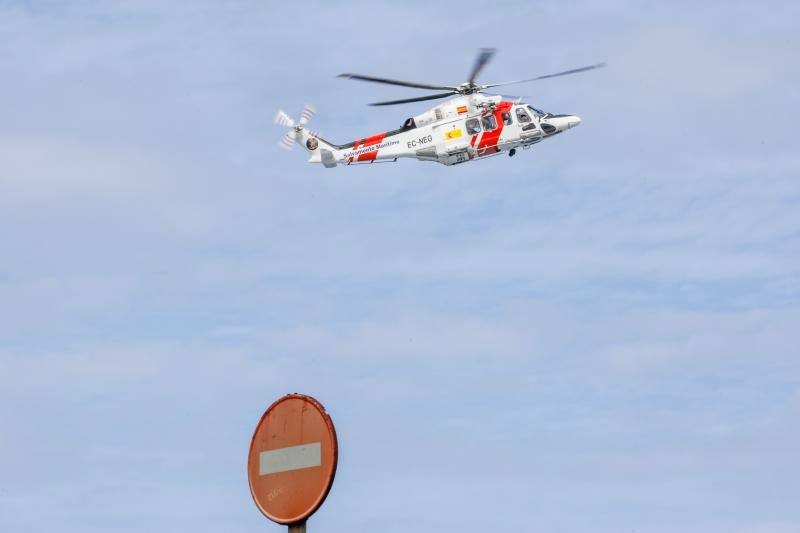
516;107;532;123
481;114;497;131
502;111;513;125
466;118;482;135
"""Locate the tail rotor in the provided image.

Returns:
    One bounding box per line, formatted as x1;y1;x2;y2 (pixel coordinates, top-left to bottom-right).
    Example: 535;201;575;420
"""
278;130;296;150
274;104;318;151
299;104;315;125
274;110;296;128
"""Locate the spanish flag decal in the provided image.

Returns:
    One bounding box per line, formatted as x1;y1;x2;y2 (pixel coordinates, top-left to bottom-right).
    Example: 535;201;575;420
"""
457;105;468;114
445;129;463;141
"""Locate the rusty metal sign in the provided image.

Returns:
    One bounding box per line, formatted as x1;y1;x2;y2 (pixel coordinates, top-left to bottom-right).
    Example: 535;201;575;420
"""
248;394;338;525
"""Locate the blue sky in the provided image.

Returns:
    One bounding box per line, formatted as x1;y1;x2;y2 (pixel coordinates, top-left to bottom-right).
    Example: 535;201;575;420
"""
1;1;799;532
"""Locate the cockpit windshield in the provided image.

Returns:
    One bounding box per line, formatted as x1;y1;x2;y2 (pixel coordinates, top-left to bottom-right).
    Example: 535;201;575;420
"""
527;105;548;118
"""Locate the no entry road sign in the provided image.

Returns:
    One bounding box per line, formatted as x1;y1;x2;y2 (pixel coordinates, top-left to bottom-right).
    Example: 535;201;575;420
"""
248;394;338;525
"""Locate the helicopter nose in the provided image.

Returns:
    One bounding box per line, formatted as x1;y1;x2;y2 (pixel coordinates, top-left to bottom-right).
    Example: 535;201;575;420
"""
542;114;582;133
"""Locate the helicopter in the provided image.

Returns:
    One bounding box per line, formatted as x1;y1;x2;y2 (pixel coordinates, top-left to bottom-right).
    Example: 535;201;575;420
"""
274;49;605;168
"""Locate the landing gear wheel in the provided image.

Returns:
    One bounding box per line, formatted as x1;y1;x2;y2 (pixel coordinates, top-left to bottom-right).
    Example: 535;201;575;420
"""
508;148;516;157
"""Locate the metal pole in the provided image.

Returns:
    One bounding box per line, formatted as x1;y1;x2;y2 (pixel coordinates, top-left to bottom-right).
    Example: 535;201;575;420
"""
288;521;307;533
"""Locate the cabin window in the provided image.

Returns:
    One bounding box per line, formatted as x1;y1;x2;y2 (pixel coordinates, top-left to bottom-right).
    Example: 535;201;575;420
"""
516;107;532;123
481;115;497;131
466;118;481;135
502;112;513;125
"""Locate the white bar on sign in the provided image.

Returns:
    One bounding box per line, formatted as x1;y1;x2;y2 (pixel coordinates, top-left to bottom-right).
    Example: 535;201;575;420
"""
259;442;322;476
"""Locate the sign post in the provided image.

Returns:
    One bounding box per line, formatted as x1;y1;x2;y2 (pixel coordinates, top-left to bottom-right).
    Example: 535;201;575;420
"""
248;394;338;532
288;522;306;533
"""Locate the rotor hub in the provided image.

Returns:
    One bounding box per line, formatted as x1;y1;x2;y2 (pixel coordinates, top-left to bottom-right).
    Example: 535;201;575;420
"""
457;82;481;95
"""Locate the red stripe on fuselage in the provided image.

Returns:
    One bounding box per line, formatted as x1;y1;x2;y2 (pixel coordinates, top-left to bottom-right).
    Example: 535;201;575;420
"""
356;132;386;162
347;139;362;164
476;101;513;156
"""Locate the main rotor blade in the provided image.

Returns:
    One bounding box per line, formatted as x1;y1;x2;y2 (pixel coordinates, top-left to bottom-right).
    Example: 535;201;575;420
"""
483;62;607;89
338;73;457;91
468;47;496;85
368;91;458;106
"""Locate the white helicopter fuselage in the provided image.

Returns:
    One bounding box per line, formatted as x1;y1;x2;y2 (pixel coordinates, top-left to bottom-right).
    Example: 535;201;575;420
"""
299;94;581;168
